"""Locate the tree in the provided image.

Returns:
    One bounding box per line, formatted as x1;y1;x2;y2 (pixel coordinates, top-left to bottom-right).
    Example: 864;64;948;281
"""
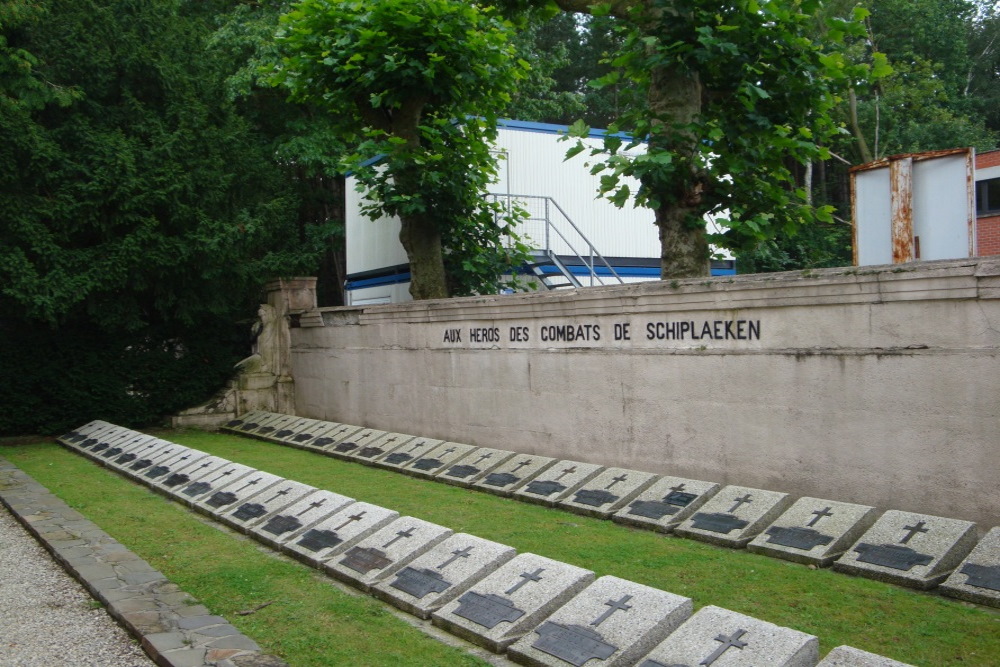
272;0;530;300
0;0;323;434
508;0;870;278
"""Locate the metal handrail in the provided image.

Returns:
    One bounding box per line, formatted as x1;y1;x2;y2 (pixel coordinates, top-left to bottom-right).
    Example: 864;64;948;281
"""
487;193;625;287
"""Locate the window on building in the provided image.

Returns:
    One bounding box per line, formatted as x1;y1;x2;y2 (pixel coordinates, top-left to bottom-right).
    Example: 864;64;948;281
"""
977;178;1000;216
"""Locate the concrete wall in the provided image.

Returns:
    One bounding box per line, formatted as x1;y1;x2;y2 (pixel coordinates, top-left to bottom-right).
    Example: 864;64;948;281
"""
290;259;1000;528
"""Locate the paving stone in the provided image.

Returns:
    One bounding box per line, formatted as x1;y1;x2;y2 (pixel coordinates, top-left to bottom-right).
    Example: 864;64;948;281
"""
817;645;915;666
371;533;517;619
747;497;879;566
431;552;595;653
323;516;453;592
326;427;388;460
556;468;660;519
158;647;209;667
281;501;399;565
372;437;445;472
346;432;416;464
433;447;517;487
206;635;261;651
635;604;819;667
174;462;257;507
611;475;721;533
404;442;479;480
192;470;285;518
673;485;794;548
938;526;1000;606
218;479;318;533
511;460;605;507
507;575;691;667
249;489;355;549
833;510;978;589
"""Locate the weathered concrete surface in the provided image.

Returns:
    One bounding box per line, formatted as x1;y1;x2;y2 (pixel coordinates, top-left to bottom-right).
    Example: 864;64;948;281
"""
290;259;1000;528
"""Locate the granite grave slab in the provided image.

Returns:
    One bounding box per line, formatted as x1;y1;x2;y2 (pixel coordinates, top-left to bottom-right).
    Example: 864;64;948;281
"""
74;424;130;456
226;410;274;434
816;645;915;666
556;468;660;519
282;501;399;565
88;430;156;465
611;475;720;533
373;437;445;472
325;427;388;460
269;416;319;442
938;526;1000;606
150;454;233;495
431;552;595;653
173;461;257;506
221;410;269;432
833;510;978;589
58;420;111;447
191;470;285;517
285;420;345;450
134;448;210;486
508;575;692;667
118;440;187;477
747;497;879;566
472;456;559;497
404;442;479;480
372;533;517;619
673;485;793;548
635;604;819;667
248;413;301;439
323;516;453;592
312;423;367;453
511;460;606;507
249;489;356;550
346;432;416;464
218;479;319;532
434;447;517;487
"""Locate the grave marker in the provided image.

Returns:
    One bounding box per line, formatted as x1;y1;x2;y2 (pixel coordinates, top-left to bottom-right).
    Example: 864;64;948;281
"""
248;489;355;549
218;479;319;533
833;510;978;589
289;421;347;450
345;432;416;464
138;449;209;485
327;428;388;459
556;468;660;519
323;516;453;592
511;460;606;507
816;645;916;666
371;533;516;619
635;604;818;667
674;485;793;547
173;462;257;506
149;454;231;494
192;470;286;517
282;501;400;565
431;552;595;653
611;476;721;533
471;456;559;497
434;447;516;488
747;497;879;566
247;413;296;437
507;575;692;667
373;438;445;472
221;410;268;433
405;442;479;480
270;416;317;441
938;527;1000;607
58;420;111;447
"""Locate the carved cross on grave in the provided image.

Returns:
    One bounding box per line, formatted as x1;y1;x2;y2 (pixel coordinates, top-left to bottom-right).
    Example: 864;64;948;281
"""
900;521;929;544
512;459;532;474
333;512;366;532
385;437;398;444
701;629;748;666
407;441;426;452
297;499;326;516
505;568;545;595
178;455;190;462
605;474;628;490
442;447;457;457
264;488;292;504
437;546;473;570
359;431;372;440
383;527;415;548
728;494;753;513
554;466;578;482
590;594;632;627
234;478;262;494
670;483;688;493
473;453;493;465
807;506;834;527
208;470;235;484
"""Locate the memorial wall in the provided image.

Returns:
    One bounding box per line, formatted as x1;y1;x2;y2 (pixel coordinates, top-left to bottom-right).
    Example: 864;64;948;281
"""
288;259;1000;527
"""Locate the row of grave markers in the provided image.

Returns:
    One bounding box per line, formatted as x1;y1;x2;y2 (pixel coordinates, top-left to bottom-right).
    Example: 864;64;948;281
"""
52;418;980;667
220;411;1000;606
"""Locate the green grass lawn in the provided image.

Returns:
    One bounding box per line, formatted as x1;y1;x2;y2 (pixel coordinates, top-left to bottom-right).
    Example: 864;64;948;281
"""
4;431;998;666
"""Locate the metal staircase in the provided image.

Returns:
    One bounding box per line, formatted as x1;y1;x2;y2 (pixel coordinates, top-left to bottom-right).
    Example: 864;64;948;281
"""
487;193;625;290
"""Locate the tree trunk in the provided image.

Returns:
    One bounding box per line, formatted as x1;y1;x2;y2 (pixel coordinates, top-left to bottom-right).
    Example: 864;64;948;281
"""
399;213;448;300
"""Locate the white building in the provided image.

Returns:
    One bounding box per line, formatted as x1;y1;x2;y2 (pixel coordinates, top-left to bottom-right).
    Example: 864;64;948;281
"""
344;119;734;304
